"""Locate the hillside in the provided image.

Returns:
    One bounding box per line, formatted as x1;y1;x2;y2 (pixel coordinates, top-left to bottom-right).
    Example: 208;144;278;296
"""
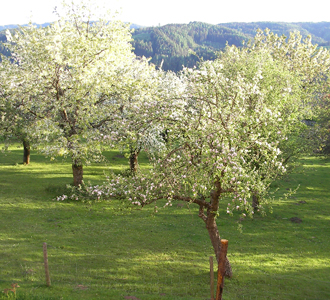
132;22;249;71
218;22;330;44
1;21;330;71
132;21;330;71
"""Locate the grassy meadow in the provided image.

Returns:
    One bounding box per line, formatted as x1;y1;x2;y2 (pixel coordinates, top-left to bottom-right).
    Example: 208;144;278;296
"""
0;145;329;300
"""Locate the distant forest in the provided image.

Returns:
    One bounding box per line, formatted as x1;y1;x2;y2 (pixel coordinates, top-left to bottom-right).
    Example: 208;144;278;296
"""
132;21;330;71
1;21;330;72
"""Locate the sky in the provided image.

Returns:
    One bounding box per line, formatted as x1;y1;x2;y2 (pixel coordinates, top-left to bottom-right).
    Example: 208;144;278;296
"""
1;0;330;27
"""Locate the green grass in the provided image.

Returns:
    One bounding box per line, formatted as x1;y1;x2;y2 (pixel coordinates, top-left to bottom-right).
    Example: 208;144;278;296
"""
0;146;330;299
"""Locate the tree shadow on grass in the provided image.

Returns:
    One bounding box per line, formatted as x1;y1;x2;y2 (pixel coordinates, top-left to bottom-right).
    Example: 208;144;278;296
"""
225;265;330;300
1;154;330;299
1;199;330;300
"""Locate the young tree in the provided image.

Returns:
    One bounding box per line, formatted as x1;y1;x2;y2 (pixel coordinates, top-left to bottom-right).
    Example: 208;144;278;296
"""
0;1;149;185
58;30;330;276
66;47;304;277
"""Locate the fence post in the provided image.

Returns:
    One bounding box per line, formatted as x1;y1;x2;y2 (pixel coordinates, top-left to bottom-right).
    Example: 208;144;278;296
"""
215;239;228;300
43;242;51;287
210;256;214;300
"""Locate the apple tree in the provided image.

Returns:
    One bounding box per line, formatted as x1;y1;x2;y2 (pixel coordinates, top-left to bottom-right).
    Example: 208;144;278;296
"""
64;47;303;276
56;30;330;276
0;2;153;185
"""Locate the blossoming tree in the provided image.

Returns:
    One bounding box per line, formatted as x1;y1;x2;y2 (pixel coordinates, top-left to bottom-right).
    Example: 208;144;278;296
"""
0;1;156;185
115;68;187;173
71;47;306;277
0;91;35;164
50;22;330;276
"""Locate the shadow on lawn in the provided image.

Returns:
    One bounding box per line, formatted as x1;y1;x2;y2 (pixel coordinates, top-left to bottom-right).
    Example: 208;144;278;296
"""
226;265;330;300
1;152;330;299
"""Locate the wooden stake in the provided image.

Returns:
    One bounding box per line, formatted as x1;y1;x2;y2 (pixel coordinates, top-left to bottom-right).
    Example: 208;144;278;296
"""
216;239;228;300
43;242;51;287
210;256;214;300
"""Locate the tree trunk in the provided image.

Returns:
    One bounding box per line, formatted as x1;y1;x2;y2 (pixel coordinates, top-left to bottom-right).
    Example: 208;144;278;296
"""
252;193;260;212
23;140;30;165
206;213;233;278
72;163;83;186
179;178;233;278
201;185;233;278
129;149;140;174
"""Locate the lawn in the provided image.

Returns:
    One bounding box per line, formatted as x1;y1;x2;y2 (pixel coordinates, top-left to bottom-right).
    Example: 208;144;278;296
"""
0;145;329;299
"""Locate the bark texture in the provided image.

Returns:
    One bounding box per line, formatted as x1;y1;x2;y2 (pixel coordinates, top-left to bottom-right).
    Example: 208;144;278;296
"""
205;207;233;278
23;140;30;165
72;164;83;186
199;181;233;278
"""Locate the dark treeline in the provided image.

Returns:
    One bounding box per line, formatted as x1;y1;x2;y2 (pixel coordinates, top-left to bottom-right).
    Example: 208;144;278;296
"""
1;21;330;71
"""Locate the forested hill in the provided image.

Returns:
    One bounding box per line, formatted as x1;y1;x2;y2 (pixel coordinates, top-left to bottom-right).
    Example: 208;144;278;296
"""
1;21;330;71
132;21;330;72
132;22;249;72
218;22;330;45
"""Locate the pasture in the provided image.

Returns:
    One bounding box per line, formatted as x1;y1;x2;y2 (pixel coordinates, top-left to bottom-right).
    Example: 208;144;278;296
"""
0;145;329;299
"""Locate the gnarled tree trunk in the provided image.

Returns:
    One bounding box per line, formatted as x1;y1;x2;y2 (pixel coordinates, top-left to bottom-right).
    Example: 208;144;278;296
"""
72;163;83;186
173;179;233;277
205;205;233;278
23;140;30;165
198;181;233;278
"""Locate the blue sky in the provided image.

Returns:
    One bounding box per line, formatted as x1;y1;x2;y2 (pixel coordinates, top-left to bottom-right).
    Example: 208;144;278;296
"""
1;0;330;27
